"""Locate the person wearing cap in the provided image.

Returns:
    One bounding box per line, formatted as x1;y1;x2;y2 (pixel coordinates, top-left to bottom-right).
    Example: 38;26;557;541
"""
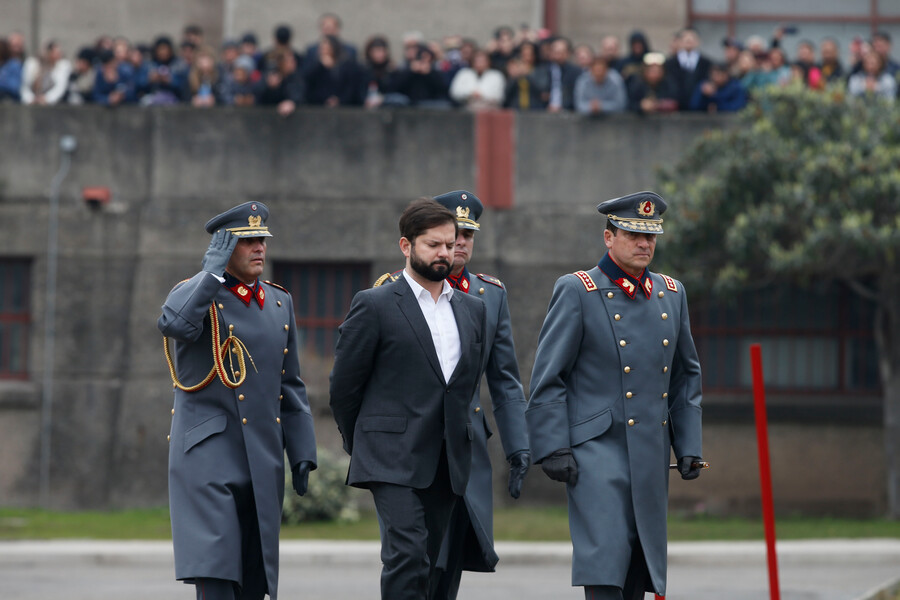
373;191;531;599
330;199;487;600
158;202;317;600
626;52;678;114
527;191;703;600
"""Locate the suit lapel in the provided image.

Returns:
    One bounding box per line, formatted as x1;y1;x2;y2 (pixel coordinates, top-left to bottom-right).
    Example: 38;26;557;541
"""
394;276;446;384
447;292;471;385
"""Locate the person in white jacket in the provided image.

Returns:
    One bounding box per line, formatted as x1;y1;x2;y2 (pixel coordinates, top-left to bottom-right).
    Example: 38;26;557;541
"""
21;41;71;105
450;50;505;110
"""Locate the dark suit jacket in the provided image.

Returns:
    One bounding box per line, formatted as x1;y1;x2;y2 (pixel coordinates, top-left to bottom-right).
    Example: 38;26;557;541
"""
330;275;487;496
664;53;712;110
533;61;582;110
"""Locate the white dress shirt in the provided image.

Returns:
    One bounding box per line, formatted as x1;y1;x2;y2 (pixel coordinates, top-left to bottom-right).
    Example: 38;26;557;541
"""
403;269;461;383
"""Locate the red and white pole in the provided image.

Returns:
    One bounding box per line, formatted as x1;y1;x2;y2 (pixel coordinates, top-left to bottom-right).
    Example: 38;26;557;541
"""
750;343;781;600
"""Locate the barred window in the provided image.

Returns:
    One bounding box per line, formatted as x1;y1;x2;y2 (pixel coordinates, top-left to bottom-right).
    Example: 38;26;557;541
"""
272;262;370;357
691;283;879;393
0;259;31;379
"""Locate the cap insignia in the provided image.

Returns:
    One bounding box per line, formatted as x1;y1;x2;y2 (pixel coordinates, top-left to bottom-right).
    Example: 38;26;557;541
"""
248;215;262;228
461;193;468;200
250;203;258;211
638;200;655;218
456;206;470;220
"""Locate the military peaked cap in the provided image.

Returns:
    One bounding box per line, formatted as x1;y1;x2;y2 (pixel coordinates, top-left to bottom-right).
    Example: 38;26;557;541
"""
433;190;483;231
205;201;273;237
597;191;667;234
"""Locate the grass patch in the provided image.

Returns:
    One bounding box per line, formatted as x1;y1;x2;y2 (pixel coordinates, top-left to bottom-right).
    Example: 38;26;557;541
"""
2;506;900;541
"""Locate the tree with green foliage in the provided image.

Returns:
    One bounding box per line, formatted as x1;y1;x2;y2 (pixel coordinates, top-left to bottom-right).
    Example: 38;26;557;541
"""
657;85;900;517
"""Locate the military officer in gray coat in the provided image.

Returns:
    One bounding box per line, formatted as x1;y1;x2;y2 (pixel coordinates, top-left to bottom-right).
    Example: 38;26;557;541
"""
375;190;531;599
527;191;703;600
159;202;317;600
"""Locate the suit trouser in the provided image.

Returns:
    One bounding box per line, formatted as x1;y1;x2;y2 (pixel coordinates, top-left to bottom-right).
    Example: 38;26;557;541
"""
370;447;460;600
583;540;651;600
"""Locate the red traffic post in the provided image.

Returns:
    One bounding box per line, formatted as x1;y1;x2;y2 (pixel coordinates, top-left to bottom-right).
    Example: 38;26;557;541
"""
750;343;781;600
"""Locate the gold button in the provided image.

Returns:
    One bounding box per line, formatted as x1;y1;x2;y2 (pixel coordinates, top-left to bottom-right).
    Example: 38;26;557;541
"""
479;287;485;294
624;366;631;373
171;408;175;415
284;324;289;331
167;434;171;441
607;292;614;298
663;366;668;373
238;394;245;401
626;392;633;399
628;419;635;426
242;418;248;425
662;392;668;399
619;340;626;347
661;313;668;320
662;420;667;426
277;300;282;307
229;324;234;332
474;407;481;413
283;348;289;355
173;383;176;388
614;314;621;321
279;394;284;400
276;417;281;424
234;371;240;377
281;369;285;375
663;339;669;346
218;303;224;309
232;347;238;354
658;291;664;298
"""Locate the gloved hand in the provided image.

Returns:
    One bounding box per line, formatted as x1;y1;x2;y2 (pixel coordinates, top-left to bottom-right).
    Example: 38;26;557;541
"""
291;461;312;496
540;448;578;486
507;450;531;499
678;455;702;481
201;229;239;277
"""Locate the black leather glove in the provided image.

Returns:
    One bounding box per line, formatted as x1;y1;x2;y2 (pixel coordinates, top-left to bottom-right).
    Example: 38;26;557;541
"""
507;450;531;499
201;228;239;277
291;461;312;496
540;448;578;486
678;455;702;481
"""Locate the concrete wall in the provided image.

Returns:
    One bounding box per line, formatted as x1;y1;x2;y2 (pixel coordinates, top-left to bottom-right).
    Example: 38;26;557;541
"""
0;105;885;517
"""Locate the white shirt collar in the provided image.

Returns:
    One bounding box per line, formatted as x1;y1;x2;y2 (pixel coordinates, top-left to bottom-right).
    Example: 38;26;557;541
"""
403;268;453;302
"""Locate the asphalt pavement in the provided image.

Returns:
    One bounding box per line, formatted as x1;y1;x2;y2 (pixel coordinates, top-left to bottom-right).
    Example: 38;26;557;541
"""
1;539;899;599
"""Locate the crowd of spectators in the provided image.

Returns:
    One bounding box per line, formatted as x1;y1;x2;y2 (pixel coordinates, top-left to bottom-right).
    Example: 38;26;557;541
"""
1;14;898;116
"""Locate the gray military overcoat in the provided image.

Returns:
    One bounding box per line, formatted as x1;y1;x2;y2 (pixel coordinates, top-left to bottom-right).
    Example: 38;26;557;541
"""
159;271;317;599
526;263;702;595
443;270;530;572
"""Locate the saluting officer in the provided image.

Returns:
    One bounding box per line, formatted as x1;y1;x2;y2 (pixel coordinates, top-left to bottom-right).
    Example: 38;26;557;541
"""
374;190;531;600
526;191;703;600
158;202;317;600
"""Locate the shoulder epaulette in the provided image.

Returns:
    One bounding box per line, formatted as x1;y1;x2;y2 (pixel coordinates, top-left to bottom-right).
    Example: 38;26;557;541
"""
476;273;504;288
263;280;289;294
373;270;403;288
169;278;191;293
573;270;597;292
659;274;678;292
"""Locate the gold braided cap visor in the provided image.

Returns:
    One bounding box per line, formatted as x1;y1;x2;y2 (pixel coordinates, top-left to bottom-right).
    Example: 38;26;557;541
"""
457;217;481;230
226;226;273;237
607;214;664;234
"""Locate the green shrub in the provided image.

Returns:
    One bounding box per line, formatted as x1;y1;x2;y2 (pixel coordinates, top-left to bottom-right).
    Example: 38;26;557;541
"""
282;447;362;524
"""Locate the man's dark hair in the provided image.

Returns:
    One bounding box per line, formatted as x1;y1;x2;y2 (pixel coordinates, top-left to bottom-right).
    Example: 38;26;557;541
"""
275;24;292;45
320;12;342;29
399;199;458;242
875;30;892;44
606;219;619;235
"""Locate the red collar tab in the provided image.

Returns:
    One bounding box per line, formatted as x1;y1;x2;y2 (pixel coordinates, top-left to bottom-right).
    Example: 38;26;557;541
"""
224;274;264;308
598;253;652;299
447;268;470;293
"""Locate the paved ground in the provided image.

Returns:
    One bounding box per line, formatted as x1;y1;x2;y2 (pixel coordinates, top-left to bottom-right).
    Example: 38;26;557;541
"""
1;539;899;599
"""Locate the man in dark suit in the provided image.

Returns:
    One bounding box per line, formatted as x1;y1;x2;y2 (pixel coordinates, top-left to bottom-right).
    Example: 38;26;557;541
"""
330;199;487;600
534;37;582;111
664;28;712;110
374;191;531;599
159;202;317;600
